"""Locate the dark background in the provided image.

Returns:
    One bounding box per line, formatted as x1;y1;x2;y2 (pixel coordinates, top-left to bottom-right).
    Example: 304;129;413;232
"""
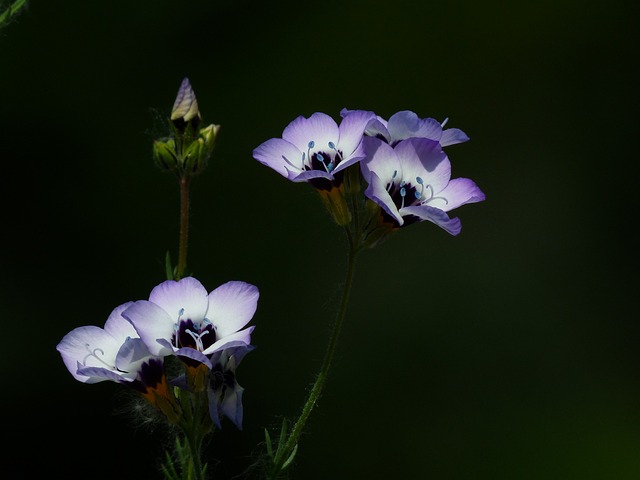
1;1;638;478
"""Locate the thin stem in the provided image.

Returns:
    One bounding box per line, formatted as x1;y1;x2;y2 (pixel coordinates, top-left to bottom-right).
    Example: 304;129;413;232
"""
0;0;27;27
176;177;190;280
270;229;360;477
184;430;204;480
177;389;210;480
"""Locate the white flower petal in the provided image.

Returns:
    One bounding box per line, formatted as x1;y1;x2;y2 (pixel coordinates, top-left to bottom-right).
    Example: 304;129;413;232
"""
149;277;209;324
207;281;259;338
122;301;176;357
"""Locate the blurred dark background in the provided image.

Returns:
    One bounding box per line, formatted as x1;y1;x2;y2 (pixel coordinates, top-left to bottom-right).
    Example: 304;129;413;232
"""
1;0;638;478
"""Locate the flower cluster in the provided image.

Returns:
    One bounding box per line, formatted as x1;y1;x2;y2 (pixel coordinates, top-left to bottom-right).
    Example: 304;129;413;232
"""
253;108;485;238
56;276;258;429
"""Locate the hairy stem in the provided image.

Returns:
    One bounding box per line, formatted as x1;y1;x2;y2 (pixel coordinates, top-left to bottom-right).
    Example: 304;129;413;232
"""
176;177;190;280
269;230;360;477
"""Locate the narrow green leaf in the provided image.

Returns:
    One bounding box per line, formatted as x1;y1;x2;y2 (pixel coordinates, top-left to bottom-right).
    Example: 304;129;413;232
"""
264;428;273;458
279;418;288;446
281;443;298;471
161;450;180;480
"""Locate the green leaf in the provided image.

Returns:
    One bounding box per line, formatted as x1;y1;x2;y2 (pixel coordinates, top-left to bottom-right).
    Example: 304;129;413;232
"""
281;443;298;471
160;449;180;480
279;418;288;446
264;428;273;458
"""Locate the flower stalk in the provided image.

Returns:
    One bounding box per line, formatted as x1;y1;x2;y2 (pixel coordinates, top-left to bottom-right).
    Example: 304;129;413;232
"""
267;227;362;479
177;176;190;280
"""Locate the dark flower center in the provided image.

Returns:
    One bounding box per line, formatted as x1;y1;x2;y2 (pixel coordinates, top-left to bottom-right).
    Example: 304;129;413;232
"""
130;358;165;392
173;316;216;352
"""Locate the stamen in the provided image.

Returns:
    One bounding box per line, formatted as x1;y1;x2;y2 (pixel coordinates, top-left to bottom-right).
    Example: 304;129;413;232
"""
392;170;398;178
441;117;449;127
416;176;425;198
307;141;316;169
400;186;407;208
316;153;332;173
328;141;343;167
175;308;186;348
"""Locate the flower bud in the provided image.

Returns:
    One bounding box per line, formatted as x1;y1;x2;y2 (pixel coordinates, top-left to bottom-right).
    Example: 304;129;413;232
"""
171;77;201;133
199;123;220;152
153;138;179;173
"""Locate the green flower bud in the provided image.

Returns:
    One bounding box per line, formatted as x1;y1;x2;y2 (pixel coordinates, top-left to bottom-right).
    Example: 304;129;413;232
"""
153;138;179;174
180;124;220;176
183;137;206;175
199;123;220;152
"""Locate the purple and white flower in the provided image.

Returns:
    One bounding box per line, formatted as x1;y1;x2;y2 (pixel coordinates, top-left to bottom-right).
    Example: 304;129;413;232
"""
207;344;254;430
122;277;258;369
56;302;162;386
252;110;376;190
341;108;469;148
361;136;485;235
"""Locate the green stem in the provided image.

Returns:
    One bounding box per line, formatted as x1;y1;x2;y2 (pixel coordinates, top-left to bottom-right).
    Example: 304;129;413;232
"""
0;0;27;27
184;429;205;480
270;229;361;477
178;390;210;480
176;177;190;280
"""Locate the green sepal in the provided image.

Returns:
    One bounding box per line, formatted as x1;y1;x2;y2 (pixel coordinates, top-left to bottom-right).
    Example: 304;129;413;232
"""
153;139;179;174
183;138;207;175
